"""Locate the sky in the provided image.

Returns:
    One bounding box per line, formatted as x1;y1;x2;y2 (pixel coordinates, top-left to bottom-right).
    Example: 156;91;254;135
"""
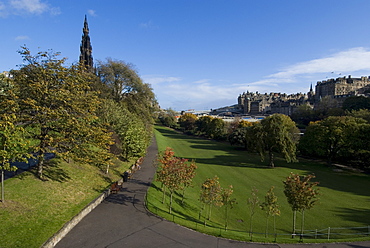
2;0;370;111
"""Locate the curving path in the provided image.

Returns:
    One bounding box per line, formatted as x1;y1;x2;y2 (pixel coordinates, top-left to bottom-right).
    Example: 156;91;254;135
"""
55;138;370;248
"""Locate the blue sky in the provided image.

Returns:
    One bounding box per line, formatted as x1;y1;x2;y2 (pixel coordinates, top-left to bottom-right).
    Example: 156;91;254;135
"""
2;0;370;111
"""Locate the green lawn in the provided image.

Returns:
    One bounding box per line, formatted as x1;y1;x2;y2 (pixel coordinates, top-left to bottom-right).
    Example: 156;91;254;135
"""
0;157;131;248
146;125;370;243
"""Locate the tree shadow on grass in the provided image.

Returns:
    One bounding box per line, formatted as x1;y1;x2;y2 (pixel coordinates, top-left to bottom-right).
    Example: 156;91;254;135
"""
334;206;370;227
43;159;71;182
283;159;370;197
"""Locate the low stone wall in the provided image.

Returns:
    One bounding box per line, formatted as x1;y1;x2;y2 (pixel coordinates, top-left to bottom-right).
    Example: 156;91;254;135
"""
41;189;111;248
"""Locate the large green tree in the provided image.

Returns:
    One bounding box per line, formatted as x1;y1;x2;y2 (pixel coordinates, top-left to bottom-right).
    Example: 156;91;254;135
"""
12;47;113;179
97;58;157;125
178;113;198;133
254;114;300;167
299;116;366;166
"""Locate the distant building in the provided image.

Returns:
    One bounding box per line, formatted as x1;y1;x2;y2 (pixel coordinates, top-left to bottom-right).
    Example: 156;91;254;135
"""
233;75;370;116
237;89;313;116
79;15;94;72
315;75;370;106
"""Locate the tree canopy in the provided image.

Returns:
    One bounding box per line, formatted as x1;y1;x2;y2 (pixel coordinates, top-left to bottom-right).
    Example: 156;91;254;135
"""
253;114;300;167
11;47;113;179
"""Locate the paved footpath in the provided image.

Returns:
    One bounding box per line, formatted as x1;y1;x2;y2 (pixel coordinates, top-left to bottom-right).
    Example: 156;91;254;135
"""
55;138;370;248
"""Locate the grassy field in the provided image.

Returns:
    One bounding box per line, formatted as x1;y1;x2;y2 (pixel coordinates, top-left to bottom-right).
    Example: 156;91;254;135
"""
146;125;370;243
0;157;131;248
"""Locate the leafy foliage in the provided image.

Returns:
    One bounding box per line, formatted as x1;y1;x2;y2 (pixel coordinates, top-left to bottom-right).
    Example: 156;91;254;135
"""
156;147;197;213
199;175;222;224
299;116;367;166
252;114;300;167
11;47;113;179
260;186;280;237
283;173;319;236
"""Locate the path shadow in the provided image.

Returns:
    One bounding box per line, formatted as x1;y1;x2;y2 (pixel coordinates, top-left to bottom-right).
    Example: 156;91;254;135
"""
105;192;141;206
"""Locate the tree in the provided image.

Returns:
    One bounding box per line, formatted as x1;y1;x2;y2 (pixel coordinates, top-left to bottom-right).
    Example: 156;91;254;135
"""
260;186;280;238
179;159;197;203
159;109;178;128
99;99;151;161
228;127;248;148
283;173;319;238
256;114;300;167
220;185;237;230
299;116;366;166
12;47;113;179
97;58;157;125
347;109;370;123
342;96;370;111
199;175;222;225
290;104;316;128
178;113;198;133
156;147;197;214
208;118;227;140
196;115;213;136
247;187;259;239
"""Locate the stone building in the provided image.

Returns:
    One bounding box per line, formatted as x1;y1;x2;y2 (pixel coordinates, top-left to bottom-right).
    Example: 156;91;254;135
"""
315;75;370;105
237;90;313;115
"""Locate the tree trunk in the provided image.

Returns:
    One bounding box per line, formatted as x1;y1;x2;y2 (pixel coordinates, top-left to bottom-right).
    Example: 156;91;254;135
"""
265;216;269;237
301;210;305;238
269;151;275;168
162;186;166;204
1;169;4;202
169;191;173;214
37;152;44;180
225;207;229;230
208;204;212;220
292;210;296;237
249;214;254;237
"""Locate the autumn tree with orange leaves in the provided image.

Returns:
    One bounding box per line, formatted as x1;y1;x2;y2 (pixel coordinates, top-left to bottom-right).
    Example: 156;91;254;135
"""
156;147;197;214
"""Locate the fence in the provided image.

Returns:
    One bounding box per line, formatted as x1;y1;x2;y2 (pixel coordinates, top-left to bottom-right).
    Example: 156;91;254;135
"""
145;197;370;243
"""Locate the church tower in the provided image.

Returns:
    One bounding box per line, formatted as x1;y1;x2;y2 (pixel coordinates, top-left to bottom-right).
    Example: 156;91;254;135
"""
79;15;93;72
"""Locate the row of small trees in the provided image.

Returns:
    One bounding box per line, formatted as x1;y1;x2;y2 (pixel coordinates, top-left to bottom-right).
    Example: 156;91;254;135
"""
0;47;157;201
155;147;320;238
200;173;319;238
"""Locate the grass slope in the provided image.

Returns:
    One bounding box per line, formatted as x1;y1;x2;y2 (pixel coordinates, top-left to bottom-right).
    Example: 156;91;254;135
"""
0;158;131;248
146;125;370;243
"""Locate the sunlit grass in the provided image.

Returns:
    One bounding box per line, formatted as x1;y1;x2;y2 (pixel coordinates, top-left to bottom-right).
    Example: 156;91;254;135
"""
146;125;370;243
0;157;131;248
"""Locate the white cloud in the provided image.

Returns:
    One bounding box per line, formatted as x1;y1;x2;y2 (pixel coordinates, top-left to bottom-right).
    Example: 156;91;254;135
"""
15;35;29;40
263;47;370;85
87;9;96;17
10;0;47;14
0;0;60;17
139;20;158;29
142;75;181;85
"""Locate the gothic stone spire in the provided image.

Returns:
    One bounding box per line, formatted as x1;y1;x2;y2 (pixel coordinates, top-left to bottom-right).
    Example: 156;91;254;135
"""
79;15;93;72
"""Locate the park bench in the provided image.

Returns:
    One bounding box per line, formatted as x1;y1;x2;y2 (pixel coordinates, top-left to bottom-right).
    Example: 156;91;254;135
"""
110;182;120;194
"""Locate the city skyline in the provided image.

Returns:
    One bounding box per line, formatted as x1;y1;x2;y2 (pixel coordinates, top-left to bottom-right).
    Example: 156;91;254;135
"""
2;0;370;110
